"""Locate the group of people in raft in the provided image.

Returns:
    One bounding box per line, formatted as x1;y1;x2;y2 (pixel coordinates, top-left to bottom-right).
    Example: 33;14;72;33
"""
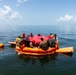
15;33;58;50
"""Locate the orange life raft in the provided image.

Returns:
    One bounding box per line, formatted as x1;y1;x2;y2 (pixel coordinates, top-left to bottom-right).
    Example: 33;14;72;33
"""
16;43;58;56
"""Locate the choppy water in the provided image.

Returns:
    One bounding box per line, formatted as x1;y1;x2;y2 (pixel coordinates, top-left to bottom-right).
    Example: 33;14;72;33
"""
0;25;76;75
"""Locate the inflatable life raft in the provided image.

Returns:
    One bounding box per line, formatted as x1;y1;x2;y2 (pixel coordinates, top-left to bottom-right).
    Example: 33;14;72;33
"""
16;43;58;56
16;46;74;56
0;43;4;48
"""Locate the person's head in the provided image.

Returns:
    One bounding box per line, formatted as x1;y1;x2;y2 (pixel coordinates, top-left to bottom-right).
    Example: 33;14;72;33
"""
54;34;56;37
21;33;25;38
50;33;52;35
40;37;44;41
38;34;41;36
50;34;54;38
54;34;57;39
30;33;33;37
18;36;21;38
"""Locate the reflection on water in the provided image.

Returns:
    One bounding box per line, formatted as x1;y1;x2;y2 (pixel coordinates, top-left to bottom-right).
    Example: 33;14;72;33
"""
8;45;74;67
0;47;4;52
60;53;73;57
8;44;16;48
18;53;58;67
15;52;73;67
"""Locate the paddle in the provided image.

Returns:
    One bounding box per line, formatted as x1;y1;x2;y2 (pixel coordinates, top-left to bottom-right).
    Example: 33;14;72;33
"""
8;42;16;45
56;47;74;53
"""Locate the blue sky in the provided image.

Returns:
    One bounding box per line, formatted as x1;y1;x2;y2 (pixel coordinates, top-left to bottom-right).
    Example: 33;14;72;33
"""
0;0;76;26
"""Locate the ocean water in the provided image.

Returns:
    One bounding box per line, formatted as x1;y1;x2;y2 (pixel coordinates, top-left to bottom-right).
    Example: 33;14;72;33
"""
0;25;76;75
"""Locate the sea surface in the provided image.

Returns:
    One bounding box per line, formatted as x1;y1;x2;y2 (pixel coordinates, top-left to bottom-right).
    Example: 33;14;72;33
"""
0;25;76;75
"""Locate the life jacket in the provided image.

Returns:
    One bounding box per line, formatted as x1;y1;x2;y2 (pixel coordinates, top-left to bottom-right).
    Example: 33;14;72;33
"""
40;40;48;50
48;38;56;47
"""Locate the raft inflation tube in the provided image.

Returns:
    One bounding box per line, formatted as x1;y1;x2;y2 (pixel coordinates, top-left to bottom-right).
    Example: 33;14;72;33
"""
16;42;58;56
0;43;4;48
16;46;57;55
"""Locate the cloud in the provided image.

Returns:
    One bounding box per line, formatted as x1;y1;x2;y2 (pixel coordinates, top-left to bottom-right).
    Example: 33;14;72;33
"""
57;14;76;22
17;0;28;3
16;0;28;6
0;5;22;20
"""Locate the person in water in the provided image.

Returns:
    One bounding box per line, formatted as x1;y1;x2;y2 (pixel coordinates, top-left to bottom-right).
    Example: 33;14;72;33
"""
39;37;48;50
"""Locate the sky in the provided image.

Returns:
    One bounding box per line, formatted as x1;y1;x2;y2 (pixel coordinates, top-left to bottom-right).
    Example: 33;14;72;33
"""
0;0;76;26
